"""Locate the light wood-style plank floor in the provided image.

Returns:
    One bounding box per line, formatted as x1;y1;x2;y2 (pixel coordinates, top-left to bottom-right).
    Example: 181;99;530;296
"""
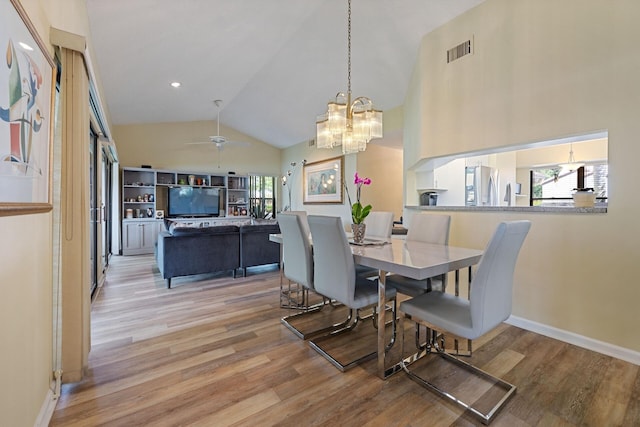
50;255;640;426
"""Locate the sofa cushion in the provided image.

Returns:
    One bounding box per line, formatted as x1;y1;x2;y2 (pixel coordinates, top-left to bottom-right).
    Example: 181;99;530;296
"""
239;223;281;234
169;224;239;236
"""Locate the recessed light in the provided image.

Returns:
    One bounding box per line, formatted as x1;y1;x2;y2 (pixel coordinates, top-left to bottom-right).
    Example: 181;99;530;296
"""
170;82;181;88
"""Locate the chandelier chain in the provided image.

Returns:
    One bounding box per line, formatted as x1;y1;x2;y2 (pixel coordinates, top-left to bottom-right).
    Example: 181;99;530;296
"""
347;0;351;96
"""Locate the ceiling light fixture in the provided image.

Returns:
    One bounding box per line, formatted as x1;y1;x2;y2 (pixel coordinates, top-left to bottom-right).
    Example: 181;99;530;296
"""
315;0;382;155
170;82;181;88
559;143;585;172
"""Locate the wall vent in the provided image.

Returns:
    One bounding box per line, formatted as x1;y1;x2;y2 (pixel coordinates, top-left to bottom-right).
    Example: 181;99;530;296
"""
447;39;472;63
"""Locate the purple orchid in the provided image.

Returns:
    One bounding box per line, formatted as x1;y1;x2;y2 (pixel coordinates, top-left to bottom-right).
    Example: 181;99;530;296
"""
346;172;372;224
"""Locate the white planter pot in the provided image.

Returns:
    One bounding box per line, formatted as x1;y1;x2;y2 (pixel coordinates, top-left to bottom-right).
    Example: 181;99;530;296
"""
572;191;596;207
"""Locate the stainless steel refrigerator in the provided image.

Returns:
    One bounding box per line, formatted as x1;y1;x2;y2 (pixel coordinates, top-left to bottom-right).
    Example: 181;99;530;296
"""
465;166;498;206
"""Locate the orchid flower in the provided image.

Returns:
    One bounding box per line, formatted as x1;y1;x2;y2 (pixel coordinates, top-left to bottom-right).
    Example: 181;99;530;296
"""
346;172;372;224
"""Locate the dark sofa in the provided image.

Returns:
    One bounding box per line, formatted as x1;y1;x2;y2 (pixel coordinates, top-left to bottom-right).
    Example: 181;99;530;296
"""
156;225;240;288
239;223;281;276
155;220;281;288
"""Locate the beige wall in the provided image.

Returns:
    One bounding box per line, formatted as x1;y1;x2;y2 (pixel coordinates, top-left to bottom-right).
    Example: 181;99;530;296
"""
404;0;640;353
0;1;96;425
1;1;55;425
0;214;53;426
357;144;403;221
114;121;281;175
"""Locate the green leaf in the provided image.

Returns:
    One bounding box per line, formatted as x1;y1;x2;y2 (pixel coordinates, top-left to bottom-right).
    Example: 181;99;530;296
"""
351;202;372;224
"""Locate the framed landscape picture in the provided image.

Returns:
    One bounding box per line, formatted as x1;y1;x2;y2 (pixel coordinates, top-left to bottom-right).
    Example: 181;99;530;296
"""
303;156;343;204
0;0;55;216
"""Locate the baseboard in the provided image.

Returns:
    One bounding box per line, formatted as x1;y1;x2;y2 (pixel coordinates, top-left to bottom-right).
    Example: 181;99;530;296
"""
506;315;640;366
34;385;57;427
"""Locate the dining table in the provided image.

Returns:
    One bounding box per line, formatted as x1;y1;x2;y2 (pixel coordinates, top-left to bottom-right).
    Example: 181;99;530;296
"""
269;233;484;379
350;239;483;378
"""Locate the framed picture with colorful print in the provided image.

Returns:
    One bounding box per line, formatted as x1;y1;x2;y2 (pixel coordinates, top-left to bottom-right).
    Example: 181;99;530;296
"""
303;156;344;204
0;0;55;216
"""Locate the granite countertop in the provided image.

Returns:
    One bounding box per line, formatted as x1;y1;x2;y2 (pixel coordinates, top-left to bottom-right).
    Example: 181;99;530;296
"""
405;205;607;214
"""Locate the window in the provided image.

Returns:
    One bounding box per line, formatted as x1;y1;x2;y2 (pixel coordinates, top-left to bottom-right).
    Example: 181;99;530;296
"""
530;163;608;206
249;175;276;219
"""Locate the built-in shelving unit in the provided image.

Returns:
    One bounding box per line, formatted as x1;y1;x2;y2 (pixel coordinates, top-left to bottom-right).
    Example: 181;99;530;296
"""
227;176;249;217
121;167;250;255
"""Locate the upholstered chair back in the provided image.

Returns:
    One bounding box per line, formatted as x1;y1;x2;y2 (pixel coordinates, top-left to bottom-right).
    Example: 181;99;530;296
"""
407;213;451;245
470;221;531;337
307;215;356;305
278;212;313;290
364;211;394;240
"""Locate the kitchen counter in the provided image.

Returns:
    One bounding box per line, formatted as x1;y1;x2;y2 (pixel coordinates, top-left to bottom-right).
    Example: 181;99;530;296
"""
405;205;607;214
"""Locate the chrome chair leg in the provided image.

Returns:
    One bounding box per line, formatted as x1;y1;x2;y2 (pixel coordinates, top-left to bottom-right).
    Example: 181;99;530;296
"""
309;299;397;372
281;298;353;340
399;313;516;425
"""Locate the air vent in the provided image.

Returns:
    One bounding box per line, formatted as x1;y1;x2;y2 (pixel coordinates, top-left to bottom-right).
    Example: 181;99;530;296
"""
447;39;472;63
308;138;315;147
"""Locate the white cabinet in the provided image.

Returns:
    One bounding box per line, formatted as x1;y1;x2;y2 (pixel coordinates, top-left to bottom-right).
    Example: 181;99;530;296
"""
122;220;162;255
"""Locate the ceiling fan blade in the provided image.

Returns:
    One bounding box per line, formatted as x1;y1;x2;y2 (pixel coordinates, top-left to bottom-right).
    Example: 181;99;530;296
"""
185;100;251;150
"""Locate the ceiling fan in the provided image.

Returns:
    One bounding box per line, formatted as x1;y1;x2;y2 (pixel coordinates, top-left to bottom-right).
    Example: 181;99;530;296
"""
187;99;250;150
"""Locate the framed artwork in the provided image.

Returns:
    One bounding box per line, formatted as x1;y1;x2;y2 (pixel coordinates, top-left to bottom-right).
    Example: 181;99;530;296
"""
0;0;55;216
303;156;343;204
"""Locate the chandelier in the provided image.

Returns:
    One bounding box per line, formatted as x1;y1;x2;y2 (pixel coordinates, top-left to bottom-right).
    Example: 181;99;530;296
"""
559;143;585;172
316;0;383;154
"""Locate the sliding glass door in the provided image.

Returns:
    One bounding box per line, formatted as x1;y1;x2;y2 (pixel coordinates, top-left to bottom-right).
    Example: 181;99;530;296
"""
89;129;98;297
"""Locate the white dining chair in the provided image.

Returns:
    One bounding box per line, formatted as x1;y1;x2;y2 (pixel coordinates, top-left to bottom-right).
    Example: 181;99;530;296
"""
307;215;397;371
399;220;531;425
364;211;394;239
385;213;451;296
279;212;340;339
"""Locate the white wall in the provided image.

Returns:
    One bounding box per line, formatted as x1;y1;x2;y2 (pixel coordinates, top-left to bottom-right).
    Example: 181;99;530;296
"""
404;0;640;354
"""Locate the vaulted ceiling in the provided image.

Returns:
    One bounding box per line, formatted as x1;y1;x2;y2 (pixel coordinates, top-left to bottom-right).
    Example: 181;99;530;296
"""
86;0;485;149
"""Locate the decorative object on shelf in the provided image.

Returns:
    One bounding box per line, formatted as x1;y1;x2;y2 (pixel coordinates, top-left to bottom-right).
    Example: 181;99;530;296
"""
281;159;306;211
315;0;382;155
344;172;372;244
155;210;164;219
559;143;585;172
572;187;596;207
0;0;55;217
303;156;344;204
126;209;133;219
188;175;195;186
147;207;154;217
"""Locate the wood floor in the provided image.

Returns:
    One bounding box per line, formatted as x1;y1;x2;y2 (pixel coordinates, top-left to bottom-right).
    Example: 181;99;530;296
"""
50;255;640;426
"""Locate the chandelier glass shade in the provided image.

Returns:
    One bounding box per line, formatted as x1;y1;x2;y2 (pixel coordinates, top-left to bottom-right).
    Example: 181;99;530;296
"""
316;0;383;154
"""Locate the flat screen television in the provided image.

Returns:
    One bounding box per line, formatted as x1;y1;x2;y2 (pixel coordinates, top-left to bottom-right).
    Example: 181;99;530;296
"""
167;187;220;217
